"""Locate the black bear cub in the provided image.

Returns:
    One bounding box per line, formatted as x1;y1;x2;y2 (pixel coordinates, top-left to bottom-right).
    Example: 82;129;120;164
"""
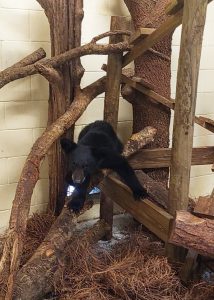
61;120;145;212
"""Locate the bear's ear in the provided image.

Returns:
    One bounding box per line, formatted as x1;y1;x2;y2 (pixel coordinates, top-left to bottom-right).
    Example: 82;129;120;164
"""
60;138;77;153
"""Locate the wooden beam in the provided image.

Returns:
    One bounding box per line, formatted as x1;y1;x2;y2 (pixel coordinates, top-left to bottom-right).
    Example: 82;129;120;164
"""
130;28;155;45
165;0;184;15
122;9;183;67
166;0;213;15
129;147;214;169
100;175;173;242
122;75;214;134
104;16;123;130
169;211;214;258
101;16;125;239
179;250;198;283
195;116;214;133
121;74;175;109
168;0;208;213
193;196;214;219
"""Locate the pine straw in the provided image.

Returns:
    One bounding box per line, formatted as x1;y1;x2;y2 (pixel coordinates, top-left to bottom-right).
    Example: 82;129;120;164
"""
0;211;55;297
21;211;56;266
1;213;214;300
54;233;185;300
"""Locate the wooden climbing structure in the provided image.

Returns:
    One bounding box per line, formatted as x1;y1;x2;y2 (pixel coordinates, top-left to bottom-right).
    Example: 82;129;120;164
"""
100;0;214;263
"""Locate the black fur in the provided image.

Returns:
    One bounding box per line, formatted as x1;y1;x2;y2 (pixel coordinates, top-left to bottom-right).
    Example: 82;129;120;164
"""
61;120;145;212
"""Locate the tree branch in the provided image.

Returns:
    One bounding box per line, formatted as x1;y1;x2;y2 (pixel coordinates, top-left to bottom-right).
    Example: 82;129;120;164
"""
0;32;130;89
0;76;106;298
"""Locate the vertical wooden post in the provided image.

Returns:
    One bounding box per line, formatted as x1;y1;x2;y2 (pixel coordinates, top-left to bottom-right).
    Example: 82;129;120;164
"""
167;0;208;260
103;16;124;128
100;16;125;239
168;0;208;213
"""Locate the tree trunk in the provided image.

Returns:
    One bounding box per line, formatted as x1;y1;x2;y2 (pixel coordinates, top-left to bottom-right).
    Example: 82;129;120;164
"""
123;0;172;185
169;211;214;258
37;0;84;214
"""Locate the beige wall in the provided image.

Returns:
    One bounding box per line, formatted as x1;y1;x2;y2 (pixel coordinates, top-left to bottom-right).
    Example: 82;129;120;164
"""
0;0;213;231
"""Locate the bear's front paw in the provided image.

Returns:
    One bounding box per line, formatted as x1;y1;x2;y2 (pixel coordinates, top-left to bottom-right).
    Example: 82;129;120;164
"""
67;198;84;213
133;187;147;200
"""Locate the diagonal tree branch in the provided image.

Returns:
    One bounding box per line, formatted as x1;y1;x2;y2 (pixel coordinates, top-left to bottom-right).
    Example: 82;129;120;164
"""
0;76;106;299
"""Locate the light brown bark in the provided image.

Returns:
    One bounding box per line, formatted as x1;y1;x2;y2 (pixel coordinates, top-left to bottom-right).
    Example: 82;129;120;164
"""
169;211;214;258
0;77;106;299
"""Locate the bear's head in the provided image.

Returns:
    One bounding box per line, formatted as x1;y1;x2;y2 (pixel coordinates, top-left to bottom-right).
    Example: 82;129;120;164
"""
60;138;98;185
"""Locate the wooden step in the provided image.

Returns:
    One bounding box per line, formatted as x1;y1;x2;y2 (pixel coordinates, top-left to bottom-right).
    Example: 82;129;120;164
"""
130;28;155;45
100;173;173;242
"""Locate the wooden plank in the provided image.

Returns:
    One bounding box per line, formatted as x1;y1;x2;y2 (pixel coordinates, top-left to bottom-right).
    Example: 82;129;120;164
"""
179;250;198;283
101;16;126;239
166;0;213;15
122;75;214;134
130;28;155;45
195;116;214;133
165;0;184;15
122;9;183;67
121;74;175;109
104;16;124;130
129;147;214;169
100;175;173;242
168;0;208;213
193;196;214;219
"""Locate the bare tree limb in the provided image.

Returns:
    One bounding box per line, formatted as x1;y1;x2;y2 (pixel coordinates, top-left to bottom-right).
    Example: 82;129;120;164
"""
0;76;106;299
0;32;130;89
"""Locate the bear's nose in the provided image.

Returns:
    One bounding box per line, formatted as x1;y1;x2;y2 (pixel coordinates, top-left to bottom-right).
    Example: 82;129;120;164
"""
72;168;85;184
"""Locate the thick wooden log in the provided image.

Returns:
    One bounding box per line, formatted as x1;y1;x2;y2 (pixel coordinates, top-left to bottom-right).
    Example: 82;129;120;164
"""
129;147;214;169
13;204;109;300
169;211;214;258
168;0;208;213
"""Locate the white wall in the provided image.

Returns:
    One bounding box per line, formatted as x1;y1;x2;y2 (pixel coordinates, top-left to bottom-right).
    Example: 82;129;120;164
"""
0;0;51;232
0;0;213;231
